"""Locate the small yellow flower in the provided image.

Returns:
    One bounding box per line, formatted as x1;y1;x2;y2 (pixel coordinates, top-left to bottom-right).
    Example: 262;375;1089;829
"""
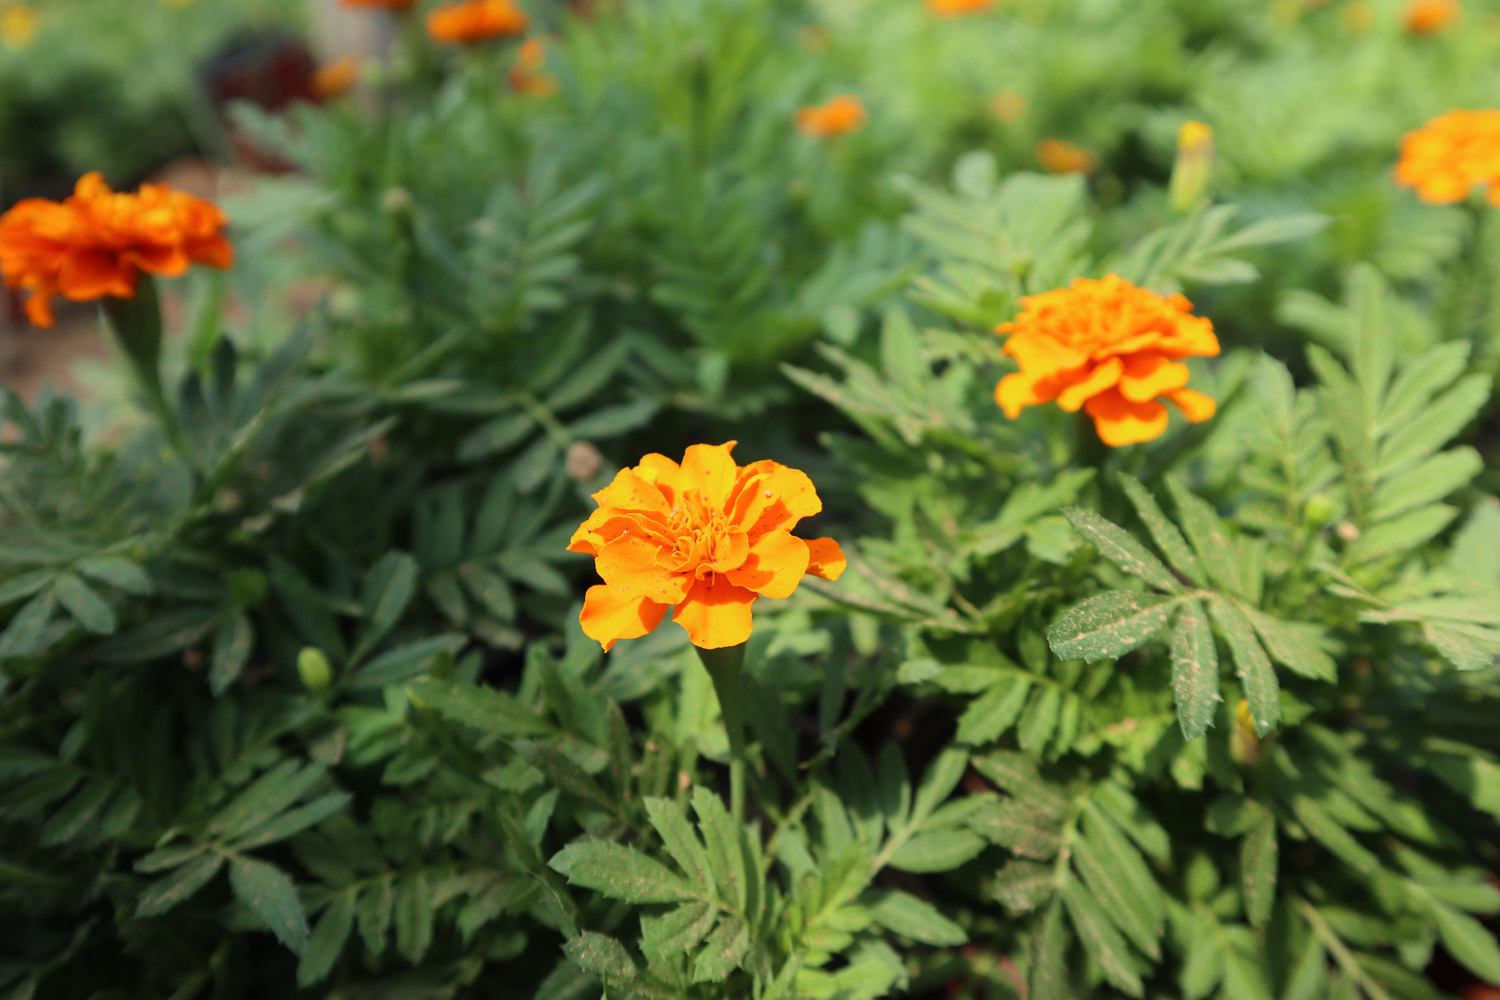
1169;120;1215;211
991;90;1026;123
1;5;38;49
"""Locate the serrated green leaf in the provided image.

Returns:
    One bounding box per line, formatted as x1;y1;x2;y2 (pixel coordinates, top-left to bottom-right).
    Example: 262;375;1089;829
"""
1071;824;1162;960
297;894;355;987
0;590;56;658
993;858;1056;913
1062;879;1143;997
1240;813;1277;928
641;902;716;963
409;677;550;737
1029;897;1070;1000
564;931;638;984
78;557;152;596
691;917;750;983
394;872;433;964
1091;781;1171;862
1118;473;1205;586
1062;507;1181;593
1170;601;1220;740
643;797;713;893
53;574;115;634
865;888;967;945
1209;599;1280;735
232;792;351;850
549;841;695;904
886;828;987;873
1048;591;1176;663
1377;374;1490;477
1432;902;1500;984
1240;606;1336;682
1182;917;1226;1000
968;797;1062;859
1166;477;1246;598
351;551;418;663
209;761;327;840
229;856;308;955
209;612;253;696
1369;448;1483;522
955;674;1030;745
135;852;224;917
1017;686;1061;753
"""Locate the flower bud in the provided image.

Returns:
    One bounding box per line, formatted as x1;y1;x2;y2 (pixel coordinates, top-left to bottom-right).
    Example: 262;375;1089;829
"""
381;187;414;221
1168;120;1215;213
1303;492;1339;527
297;647;333;694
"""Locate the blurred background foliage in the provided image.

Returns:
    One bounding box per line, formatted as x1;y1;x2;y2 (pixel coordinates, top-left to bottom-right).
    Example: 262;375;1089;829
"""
1;0;1499;998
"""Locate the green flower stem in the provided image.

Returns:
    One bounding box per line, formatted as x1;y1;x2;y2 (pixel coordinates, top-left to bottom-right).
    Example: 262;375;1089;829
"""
696;642;748;828
102;278;186;457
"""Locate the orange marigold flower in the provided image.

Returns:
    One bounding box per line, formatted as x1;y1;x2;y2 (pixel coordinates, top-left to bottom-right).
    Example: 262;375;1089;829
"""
1395;109;1500;206
994;275;1220;446
796;95;867;138
311;54;360;100
1403;0;1461;34
0;172;233;328
509;38;559;95
927;0;994;18
426;0;529;45
568;443;847;651
1037;138;1097;175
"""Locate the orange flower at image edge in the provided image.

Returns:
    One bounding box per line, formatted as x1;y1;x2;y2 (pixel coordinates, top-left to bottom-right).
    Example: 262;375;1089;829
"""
1403;0;1461;35
927;0;994;18
0;172;233;328
797;95;867;138
1395;109;1500;206
569;443;846;651
427;0;529;44
995;275;1219;446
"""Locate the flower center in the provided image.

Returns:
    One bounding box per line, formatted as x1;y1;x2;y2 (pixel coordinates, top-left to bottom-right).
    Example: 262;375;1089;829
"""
663;493;742;577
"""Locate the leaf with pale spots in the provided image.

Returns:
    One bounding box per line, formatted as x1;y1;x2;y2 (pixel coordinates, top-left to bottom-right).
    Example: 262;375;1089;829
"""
1170;600;1220;740
548;841;695;904
1062;507;1181;593
1048;590;1176;663
1208;598;1281;735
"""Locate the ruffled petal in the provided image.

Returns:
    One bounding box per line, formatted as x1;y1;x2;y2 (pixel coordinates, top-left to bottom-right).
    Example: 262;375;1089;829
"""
58;248;135;300
1083;387;1169;446
805;537;846;581
1056;356;1124;412
1166;387;1217;423
579;584;669;652
590;468;670;516
672;574;756;649
725;530;810;598
24;290;56;328
678;442;739;511
729;462;822;537
1118;353;1189;402
995;371;1056;418
595;533;692;604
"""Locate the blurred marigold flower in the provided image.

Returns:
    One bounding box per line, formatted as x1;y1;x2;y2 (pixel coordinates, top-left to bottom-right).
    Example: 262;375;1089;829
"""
1403;0;1461;34
991;90;1026;123
797;95;867;138
568;443;846;651
427;0;529;45
0;173;233;328
341;0;418;7
994;275;1220;446
1395;109;1500;206
509;38;559;95
1;5;37;49
311;55;361;99
1037;138;1097;175
926;0;994;18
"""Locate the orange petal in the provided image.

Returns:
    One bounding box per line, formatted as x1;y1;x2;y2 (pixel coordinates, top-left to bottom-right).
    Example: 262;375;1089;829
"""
730;462;822;537
590;468;670;516
1083;388;1169;446
1488;183;1500;208
24;291;55;327
805;537;846;581
709;529;751;572
725;530;810;598
995;371;1054;418
595;533;692;604
1118;353;1189;402
1056;357;1124;412
579;584;668;652
672;574;756;649
1167;387;1217;423
678;442;739;511
59;249;134;300
1004;332;1087;374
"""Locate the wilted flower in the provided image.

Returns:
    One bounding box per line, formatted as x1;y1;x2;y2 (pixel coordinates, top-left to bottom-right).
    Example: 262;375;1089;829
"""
926;0;994;18
994;275;1220;446
568;443;846;650
0;173;233;327
427;0;529;45
509;38;559;95
1037;138;1097;175
1403;0;1461;35
796;95;867;138
1395;109;1500;206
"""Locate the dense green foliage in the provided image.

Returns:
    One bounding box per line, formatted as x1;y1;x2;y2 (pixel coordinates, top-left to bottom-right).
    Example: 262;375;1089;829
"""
2;0;1499;998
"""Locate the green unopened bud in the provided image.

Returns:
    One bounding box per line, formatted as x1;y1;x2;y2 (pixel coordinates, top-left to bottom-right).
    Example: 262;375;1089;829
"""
1303;492;1339;528
297;647;333;694
1168;120;1215;213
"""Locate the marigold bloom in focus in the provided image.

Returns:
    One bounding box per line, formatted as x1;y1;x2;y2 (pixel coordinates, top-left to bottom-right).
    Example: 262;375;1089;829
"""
1037;138;1097;175
1395;110;1500;206
427;0;529;44
311;55;360;99
0;173;233;328
569;443;847;651
1;5;37;48
509;38;559;95
1403;0;1461;35
797;95;867;138
926;0;994;18
994;275;1220;446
